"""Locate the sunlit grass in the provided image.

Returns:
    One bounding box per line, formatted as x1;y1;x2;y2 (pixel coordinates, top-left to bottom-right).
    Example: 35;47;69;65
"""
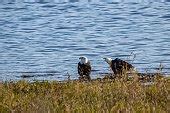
0;75;169;113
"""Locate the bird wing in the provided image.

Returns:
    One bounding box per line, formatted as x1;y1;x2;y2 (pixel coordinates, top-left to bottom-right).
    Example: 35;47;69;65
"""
84;61;91;75
78;62;83;76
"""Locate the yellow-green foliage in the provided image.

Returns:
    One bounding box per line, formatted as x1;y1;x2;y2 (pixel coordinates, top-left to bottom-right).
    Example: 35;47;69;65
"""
0;77;169;113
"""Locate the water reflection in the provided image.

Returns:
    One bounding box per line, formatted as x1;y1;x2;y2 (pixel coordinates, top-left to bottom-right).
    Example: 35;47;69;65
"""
37;0;46;3
0;0;169;3
69;0;79;2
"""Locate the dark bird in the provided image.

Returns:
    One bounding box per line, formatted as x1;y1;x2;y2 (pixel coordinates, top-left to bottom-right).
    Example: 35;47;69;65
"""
78;56;91;80
103;58;135;76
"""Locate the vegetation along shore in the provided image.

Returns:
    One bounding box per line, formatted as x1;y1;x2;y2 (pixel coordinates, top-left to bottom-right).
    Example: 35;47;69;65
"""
0;72;169;113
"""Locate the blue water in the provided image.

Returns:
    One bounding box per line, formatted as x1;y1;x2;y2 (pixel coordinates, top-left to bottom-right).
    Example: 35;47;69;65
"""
0;0;170;81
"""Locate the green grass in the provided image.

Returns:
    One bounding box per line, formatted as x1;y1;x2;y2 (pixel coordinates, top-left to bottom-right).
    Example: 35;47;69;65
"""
0;76;169;113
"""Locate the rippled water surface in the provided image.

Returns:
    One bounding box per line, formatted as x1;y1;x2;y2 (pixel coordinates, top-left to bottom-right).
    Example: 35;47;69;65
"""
0;0;170;81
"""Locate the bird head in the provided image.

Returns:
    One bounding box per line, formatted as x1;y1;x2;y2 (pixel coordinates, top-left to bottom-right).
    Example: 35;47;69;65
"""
103;57;112;65
79;56;88;64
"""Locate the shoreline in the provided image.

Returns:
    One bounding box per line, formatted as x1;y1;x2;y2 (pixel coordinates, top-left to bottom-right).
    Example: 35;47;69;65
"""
0;72;168;83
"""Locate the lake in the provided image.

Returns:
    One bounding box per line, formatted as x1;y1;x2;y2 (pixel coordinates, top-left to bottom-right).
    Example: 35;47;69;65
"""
0;0;169;81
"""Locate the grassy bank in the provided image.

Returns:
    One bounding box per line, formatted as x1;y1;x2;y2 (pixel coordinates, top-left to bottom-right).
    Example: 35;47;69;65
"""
0;77;169;113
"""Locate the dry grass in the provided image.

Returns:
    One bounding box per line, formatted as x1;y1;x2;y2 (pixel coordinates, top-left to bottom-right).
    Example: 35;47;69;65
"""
0;75;169;113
